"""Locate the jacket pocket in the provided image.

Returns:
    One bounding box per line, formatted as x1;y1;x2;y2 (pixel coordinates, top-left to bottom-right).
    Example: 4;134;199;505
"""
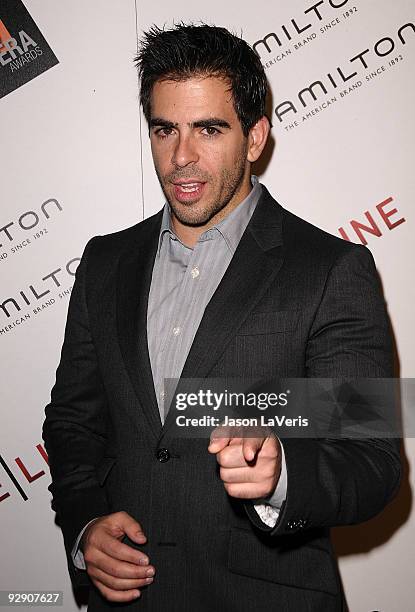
96;457;117;486
227;527;338;596
236;311;300;336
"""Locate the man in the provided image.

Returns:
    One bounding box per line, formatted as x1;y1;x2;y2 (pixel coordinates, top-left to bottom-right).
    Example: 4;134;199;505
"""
43;24;401;611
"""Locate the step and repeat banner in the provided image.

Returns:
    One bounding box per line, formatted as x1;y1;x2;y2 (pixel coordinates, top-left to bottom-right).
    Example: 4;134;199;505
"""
1;0;414;610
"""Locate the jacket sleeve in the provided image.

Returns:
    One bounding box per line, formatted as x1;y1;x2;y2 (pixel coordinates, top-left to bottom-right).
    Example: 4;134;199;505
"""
43;237;110;588
245;244;402;535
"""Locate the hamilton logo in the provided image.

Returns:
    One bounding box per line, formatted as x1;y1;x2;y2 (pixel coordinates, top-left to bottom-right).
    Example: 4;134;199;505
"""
0;0;58;99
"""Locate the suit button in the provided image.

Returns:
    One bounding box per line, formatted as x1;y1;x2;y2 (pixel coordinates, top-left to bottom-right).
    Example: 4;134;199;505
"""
156;448;170;463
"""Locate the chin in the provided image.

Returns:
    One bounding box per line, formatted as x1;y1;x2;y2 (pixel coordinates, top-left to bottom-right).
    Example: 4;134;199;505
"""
173;211;212;228
171;202;216;227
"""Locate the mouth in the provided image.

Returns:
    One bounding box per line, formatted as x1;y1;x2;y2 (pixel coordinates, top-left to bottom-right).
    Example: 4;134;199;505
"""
172;180;206;202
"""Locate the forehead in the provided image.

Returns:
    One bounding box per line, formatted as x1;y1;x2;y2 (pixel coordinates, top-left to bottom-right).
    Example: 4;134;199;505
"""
150;76;237;121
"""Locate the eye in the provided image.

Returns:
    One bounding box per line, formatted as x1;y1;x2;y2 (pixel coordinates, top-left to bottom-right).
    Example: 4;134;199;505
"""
154;127;174;139
202;126;221;137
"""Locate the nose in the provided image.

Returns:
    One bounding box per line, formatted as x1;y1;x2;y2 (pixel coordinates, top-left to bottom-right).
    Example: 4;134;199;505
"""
171;133;199;167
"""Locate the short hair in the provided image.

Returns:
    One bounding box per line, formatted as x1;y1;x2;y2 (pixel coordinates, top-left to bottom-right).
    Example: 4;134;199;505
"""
135;23;268;137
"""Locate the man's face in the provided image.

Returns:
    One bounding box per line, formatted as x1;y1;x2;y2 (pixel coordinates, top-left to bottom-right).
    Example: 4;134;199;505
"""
149;76;252;228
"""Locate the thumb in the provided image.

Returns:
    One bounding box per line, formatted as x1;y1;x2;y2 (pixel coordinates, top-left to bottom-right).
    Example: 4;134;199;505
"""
208;435;230;454
118;512;147;544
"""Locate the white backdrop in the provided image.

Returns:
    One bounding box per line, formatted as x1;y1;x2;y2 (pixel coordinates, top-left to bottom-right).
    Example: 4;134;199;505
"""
1;0;414;610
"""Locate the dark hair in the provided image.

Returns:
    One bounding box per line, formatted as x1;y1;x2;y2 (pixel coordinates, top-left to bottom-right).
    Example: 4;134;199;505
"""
135;23;268;137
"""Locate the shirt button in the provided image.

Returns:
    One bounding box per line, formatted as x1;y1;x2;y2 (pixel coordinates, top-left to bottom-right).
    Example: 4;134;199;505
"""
191;266;200;279
173;326;181;336
159;390;165;401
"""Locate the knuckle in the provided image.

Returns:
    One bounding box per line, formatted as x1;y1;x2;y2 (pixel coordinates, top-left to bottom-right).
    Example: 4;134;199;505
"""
102;589;123;602
96;582;113;600
83;549;95;564
107;562;122;578
83;544;97;563
138;566;153;579
225;483;238;497
109;560;125;578
106;539;120;557
110;576;129;589
109;576;145;592
86;565;95;579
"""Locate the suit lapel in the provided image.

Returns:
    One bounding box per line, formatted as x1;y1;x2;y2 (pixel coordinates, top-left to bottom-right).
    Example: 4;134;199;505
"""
117;212;163;441
162;188;285;435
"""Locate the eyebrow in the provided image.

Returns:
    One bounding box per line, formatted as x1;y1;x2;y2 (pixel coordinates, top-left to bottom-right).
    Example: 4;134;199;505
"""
150;117;231;130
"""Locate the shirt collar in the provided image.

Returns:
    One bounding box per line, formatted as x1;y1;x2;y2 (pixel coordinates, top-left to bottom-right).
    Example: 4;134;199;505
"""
156;176;262;257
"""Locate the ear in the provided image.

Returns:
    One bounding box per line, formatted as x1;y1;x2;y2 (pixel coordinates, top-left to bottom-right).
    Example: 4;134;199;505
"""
247;116;270;163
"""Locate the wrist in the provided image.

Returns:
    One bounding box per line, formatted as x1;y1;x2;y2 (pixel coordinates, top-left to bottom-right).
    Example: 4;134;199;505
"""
79;517;100;552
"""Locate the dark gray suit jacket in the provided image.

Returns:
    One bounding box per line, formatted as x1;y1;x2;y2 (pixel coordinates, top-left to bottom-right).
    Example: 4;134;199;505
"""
43;187;401;611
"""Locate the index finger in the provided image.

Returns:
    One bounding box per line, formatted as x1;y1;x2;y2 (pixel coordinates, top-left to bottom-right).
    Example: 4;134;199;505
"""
100;533;150;566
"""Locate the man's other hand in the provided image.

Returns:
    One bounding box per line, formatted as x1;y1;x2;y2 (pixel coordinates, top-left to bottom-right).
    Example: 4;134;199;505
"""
81;510;155;602
208;426;281;499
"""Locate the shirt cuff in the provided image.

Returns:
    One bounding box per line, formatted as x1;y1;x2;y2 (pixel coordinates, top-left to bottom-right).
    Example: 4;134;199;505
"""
253;440;287;528
71;517;101;570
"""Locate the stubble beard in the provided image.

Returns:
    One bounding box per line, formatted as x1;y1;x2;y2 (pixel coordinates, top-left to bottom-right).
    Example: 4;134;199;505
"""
155;148;248;228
